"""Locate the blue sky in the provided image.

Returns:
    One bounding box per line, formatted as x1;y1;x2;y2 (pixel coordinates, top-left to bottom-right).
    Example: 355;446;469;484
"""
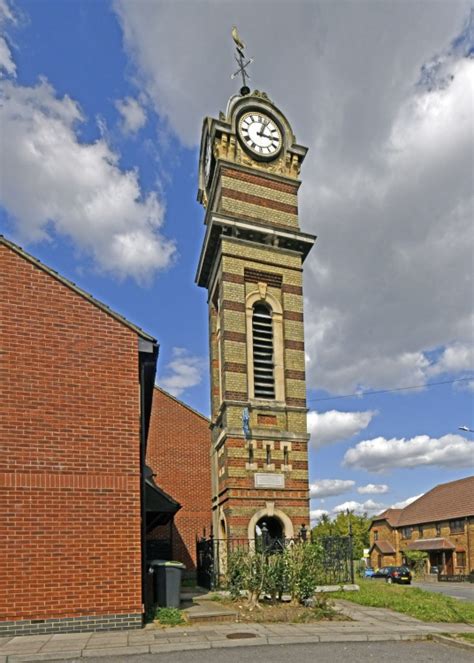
1;0;473;522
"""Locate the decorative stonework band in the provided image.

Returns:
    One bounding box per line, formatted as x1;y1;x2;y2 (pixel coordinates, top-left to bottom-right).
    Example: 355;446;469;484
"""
221;167;299;195
283;310;304;322
222;300;246;312
0;613;142;637
221;187;298;215
282;283;303;295
284;339;305;351
223;331;246;343
244;267;283;288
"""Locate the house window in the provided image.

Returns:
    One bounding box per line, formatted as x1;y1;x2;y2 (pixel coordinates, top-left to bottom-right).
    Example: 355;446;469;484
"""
400;527;413;539
252;303;275;399
283;446;289;466
435;523;441;536
456;551;466;567
374;530;378;541
248;444;254;465
449;519;464;534
418;526;424;538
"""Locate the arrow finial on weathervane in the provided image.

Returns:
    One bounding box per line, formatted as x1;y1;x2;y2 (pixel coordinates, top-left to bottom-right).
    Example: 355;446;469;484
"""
231;26;253;96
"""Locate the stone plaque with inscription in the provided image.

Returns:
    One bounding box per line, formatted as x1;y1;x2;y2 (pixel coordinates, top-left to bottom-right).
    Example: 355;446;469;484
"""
254;473;285;489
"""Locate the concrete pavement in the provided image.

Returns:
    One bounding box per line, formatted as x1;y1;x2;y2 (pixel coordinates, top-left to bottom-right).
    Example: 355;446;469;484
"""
0;600;473;662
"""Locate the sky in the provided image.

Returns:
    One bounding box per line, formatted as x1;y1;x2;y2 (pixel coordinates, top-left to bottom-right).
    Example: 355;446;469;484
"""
1;0;473;524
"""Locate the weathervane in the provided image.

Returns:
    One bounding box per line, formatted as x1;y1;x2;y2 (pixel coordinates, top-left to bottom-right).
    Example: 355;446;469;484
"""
231;26;253;96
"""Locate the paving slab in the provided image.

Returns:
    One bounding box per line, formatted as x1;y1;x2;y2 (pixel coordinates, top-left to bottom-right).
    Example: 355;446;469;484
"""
82;645;149;658
210;636;268;648
149;642;211;653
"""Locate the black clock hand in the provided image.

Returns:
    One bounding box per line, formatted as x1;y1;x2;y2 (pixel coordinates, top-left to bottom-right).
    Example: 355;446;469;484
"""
258;121;269;138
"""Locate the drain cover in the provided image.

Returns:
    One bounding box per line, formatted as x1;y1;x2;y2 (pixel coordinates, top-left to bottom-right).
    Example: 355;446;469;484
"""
226;632;257;640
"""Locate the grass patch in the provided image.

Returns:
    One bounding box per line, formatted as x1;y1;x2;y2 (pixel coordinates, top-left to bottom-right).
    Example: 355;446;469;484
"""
333;579;474;624
456;632;474;642
154;607;186;626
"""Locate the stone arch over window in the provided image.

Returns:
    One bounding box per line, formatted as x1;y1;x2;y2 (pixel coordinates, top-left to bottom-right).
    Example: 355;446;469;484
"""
246;286;285;402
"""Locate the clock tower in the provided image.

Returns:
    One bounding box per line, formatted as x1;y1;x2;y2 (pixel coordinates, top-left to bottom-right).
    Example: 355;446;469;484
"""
196;79;315;547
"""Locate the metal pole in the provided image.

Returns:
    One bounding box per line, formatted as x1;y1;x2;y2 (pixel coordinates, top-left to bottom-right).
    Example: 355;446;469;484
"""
348;512;355;584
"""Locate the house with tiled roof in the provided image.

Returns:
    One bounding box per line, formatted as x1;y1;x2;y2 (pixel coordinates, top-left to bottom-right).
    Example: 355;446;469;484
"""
369;476;474;575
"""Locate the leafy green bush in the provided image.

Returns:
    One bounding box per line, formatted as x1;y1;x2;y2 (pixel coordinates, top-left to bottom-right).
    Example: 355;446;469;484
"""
264;552;287;604
284;542;324;603
226;548;248;598
224;541;325;606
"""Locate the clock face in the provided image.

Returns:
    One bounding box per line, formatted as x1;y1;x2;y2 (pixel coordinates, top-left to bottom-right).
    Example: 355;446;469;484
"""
238;112;282;158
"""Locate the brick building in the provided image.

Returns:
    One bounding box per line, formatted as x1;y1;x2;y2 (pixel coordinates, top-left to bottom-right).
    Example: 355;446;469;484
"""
0;236;181;636
196;90;315;548
369;476;474;574
146;387;212;571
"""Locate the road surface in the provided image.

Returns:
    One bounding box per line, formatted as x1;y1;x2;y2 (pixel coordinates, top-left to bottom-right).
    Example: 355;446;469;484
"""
81;640;474;663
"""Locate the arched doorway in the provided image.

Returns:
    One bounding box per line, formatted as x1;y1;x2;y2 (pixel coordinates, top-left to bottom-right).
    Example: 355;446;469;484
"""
255;516;285;552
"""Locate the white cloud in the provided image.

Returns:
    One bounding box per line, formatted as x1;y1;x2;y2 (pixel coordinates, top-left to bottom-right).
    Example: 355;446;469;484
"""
115;96;147;134
333;499;386;516
357;483;389;495
115;1;473;392
310;479;355;498
159;347;205;397
0;0;16;77
310;509;328;523
0;78;175;281
344;434;474;472
429;343;474;376
391;494;423;509
307;409;376;448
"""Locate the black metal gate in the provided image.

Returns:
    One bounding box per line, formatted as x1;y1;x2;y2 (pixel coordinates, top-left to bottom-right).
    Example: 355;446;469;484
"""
319;535;354;584
196;536;215;589
196;533;354;589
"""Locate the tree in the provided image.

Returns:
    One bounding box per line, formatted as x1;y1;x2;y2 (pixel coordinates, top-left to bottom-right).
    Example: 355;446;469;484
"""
404;550;428;576
311;512;370;559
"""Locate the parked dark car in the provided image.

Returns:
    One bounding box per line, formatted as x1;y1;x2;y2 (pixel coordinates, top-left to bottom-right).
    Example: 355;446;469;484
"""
371;566;412;584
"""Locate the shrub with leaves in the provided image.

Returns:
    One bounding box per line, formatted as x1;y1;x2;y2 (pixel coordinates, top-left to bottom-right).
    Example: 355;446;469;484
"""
264;552;287;604
226;548;248;598
224;541;325;606
284;542;325;603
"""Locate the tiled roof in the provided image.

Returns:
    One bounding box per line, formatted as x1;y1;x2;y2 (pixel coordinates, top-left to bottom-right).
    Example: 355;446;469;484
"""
1;235;156;342
405;538;455;551
371;508;403;527
396;476;474;526
370;540;396;554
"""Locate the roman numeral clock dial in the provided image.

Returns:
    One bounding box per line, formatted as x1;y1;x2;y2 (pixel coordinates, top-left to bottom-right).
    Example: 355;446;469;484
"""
238;112;282;159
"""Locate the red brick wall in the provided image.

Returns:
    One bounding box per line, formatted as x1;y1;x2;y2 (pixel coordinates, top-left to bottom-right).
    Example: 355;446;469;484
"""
0;243;143;623
147;388;211;570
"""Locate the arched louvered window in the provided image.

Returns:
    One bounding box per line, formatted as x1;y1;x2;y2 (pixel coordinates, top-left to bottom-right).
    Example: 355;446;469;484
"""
252;303;275;399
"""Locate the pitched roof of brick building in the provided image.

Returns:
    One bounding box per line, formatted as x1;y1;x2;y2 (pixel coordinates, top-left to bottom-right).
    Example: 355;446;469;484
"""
396;476;474;526
1;235;156;342
370;540;396;554
371;508;403;527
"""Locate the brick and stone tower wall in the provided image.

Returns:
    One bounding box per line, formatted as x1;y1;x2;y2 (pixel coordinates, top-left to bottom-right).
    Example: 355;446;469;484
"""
196;91;315;543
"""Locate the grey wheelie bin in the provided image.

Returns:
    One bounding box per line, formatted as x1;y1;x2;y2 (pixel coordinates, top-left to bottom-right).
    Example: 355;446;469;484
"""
149;560;186;608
